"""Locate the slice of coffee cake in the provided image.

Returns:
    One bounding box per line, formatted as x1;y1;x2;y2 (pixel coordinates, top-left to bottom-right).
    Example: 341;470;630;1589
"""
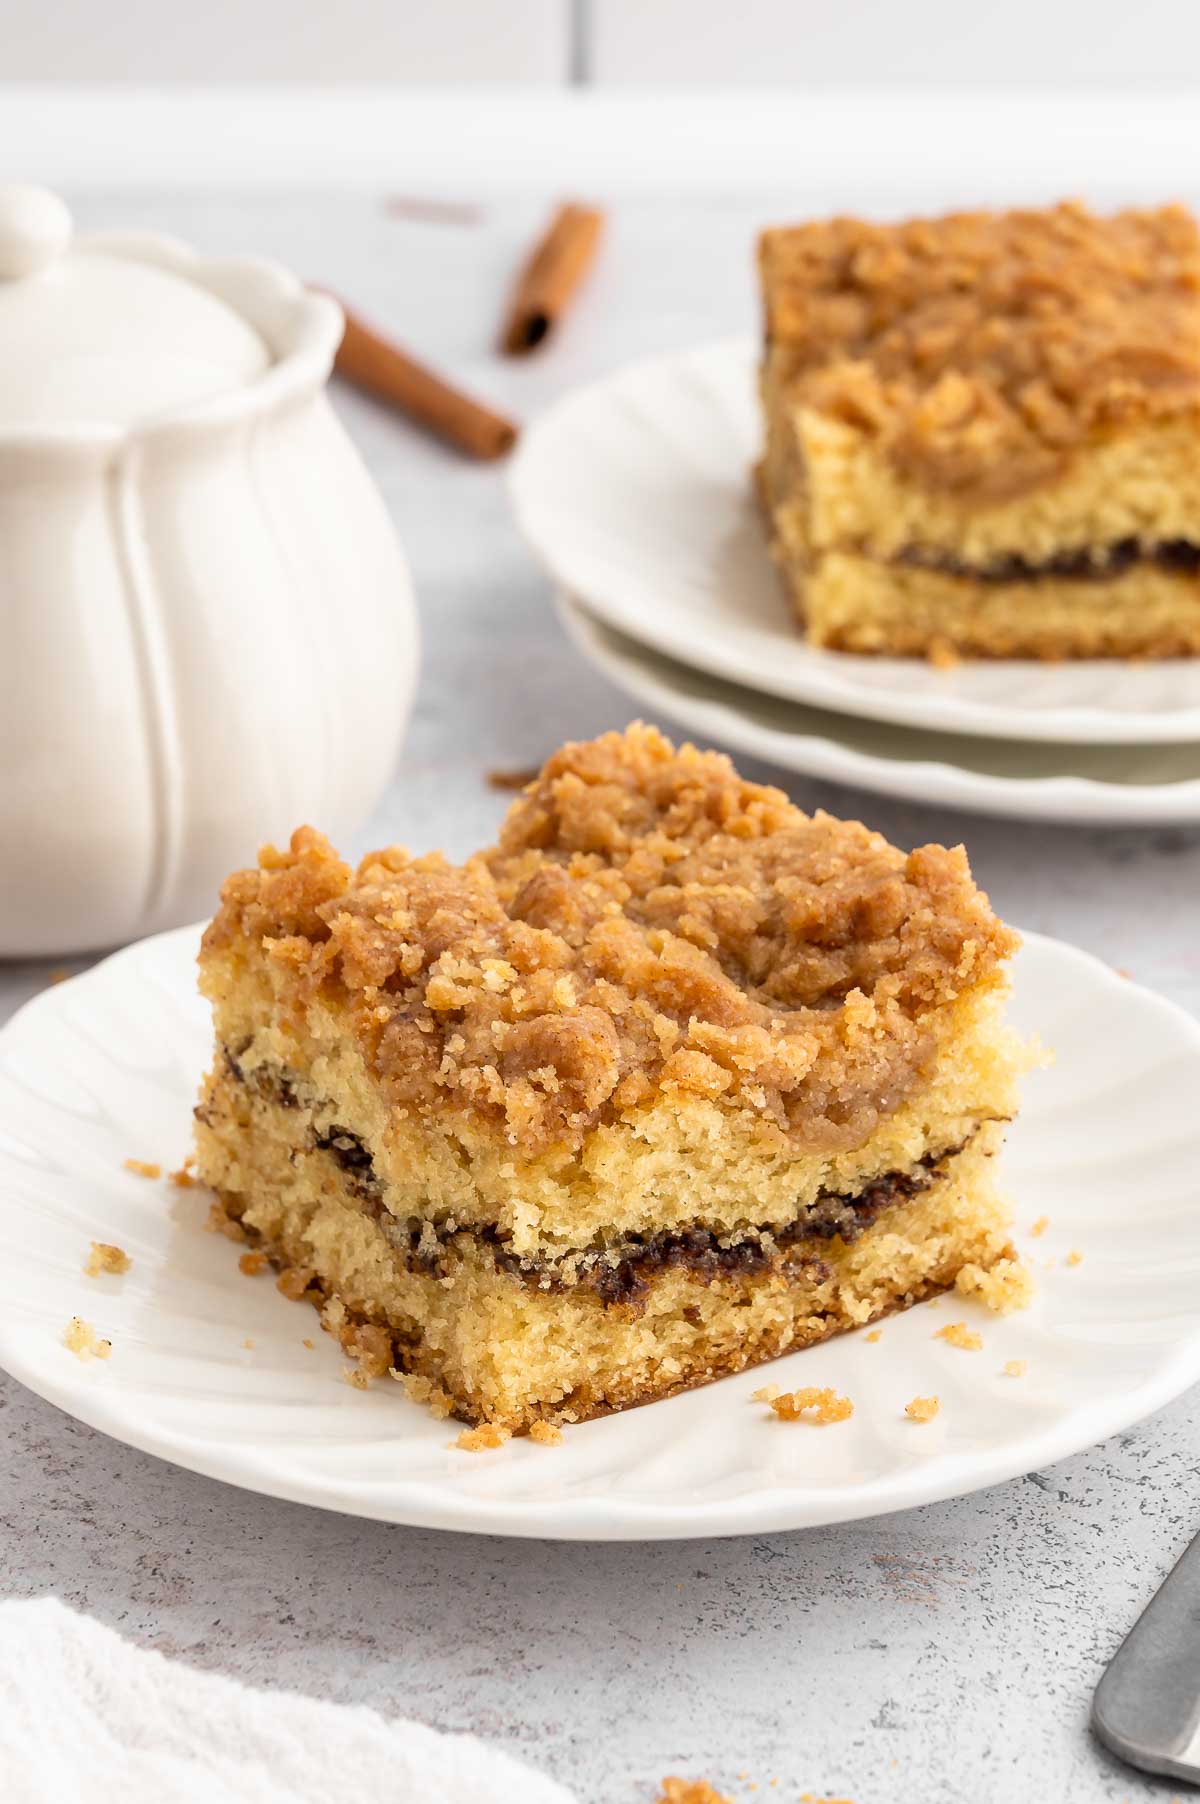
194;726;1026;1430
758;201;1200;658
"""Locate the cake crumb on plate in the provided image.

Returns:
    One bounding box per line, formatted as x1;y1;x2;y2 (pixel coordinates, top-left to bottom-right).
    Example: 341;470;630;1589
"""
1003;1359;1028;1377
84;1241;130;1277
455;1423;512;1451
238;1251;267;1276
1066;1248;1084;1267
529;1419;563;1446
122;1158;161;1180
1030;1216;1050;1238
905;1395;940;1422
766;1387;854;1424
865;1329;882;1343
63;1317;110;1361
935;1321;982;1351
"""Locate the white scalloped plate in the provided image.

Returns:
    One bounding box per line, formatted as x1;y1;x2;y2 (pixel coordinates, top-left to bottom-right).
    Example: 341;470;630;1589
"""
2;925;1199;1540
511;339;1200;747
559;592;1200;826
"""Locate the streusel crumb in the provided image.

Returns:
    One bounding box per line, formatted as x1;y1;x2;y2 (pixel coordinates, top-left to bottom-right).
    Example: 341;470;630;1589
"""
955;1255;1034;1314
455;1424;512;1451
529;1419;563;1446
658;1780;733;1804
84;1242;130;1277
767;1386;854;1424
905;1395;940;1422
64;1317;111;1361
123;1158;161;1180
935;1321;982;1351
1003;1359;1028;1377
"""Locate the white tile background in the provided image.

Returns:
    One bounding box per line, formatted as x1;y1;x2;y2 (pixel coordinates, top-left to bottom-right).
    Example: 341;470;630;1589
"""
3;0;1200;85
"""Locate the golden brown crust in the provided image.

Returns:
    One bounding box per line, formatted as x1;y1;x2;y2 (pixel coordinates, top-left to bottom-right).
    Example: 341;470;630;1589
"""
201;728;1015;1160
759;201;1200;501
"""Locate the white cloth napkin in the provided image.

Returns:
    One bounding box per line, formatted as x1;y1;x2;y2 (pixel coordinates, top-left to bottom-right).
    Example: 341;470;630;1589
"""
0;1598;577;1804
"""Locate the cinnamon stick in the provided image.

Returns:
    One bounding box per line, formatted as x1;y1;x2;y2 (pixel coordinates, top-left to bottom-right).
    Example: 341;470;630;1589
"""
333;303;517;461
499;202;605;355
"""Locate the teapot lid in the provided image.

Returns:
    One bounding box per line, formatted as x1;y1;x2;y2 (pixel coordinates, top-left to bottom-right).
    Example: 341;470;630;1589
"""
0;184;272;430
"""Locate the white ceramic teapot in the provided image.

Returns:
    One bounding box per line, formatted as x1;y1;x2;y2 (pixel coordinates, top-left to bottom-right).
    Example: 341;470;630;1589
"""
0;184;418;956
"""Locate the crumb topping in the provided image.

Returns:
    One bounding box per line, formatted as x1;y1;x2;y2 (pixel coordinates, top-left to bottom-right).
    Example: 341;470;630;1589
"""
934;1320;982;1351
763;1386;854;1424
203;726;1014;1158
84;1242;130;1277
123;1158;161;1180
904;1394;940;1422
64;1317;110;1361
955;1255;1034;1315
760;202;1200;500
455;1423;512;1451
529;1419;563;1445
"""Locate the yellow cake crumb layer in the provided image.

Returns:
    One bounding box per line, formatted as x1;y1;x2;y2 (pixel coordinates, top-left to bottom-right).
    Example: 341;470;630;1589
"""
198;1102;1012;1430
780;549;1200;658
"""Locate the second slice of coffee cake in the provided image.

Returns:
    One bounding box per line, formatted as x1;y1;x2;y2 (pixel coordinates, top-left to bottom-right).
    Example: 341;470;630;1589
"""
194;726;1027;1429
759;201;1200;658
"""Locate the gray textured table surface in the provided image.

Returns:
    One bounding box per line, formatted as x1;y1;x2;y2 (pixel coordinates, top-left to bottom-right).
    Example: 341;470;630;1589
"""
4;191;1200;1804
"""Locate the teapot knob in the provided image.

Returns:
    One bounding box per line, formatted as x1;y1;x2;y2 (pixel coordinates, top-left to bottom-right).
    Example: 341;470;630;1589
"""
0;184;72;280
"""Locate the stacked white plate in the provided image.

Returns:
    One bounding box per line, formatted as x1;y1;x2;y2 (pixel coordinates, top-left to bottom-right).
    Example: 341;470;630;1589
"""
510;339;1200;825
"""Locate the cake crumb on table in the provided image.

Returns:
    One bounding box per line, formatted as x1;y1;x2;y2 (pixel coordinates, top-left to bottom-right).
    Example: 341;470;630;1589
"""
454;1423;512;1451
935;1321;982;1351
955;1256;1034;1314
84;1241;130;1277
1003;1359;1029;1377
529;1419;563;1446
905;1394;941;1422
485;764;541;792
122;1158;161;1180
657;1780;732;1804
766;1386;854;1424
63;1317;111;1362
238;1251;267;1277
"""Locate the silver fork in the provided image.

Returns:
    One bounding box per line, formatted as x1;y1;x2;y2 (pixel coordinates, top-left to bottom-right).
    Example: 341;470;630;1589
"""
1093;1529;1200;1783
